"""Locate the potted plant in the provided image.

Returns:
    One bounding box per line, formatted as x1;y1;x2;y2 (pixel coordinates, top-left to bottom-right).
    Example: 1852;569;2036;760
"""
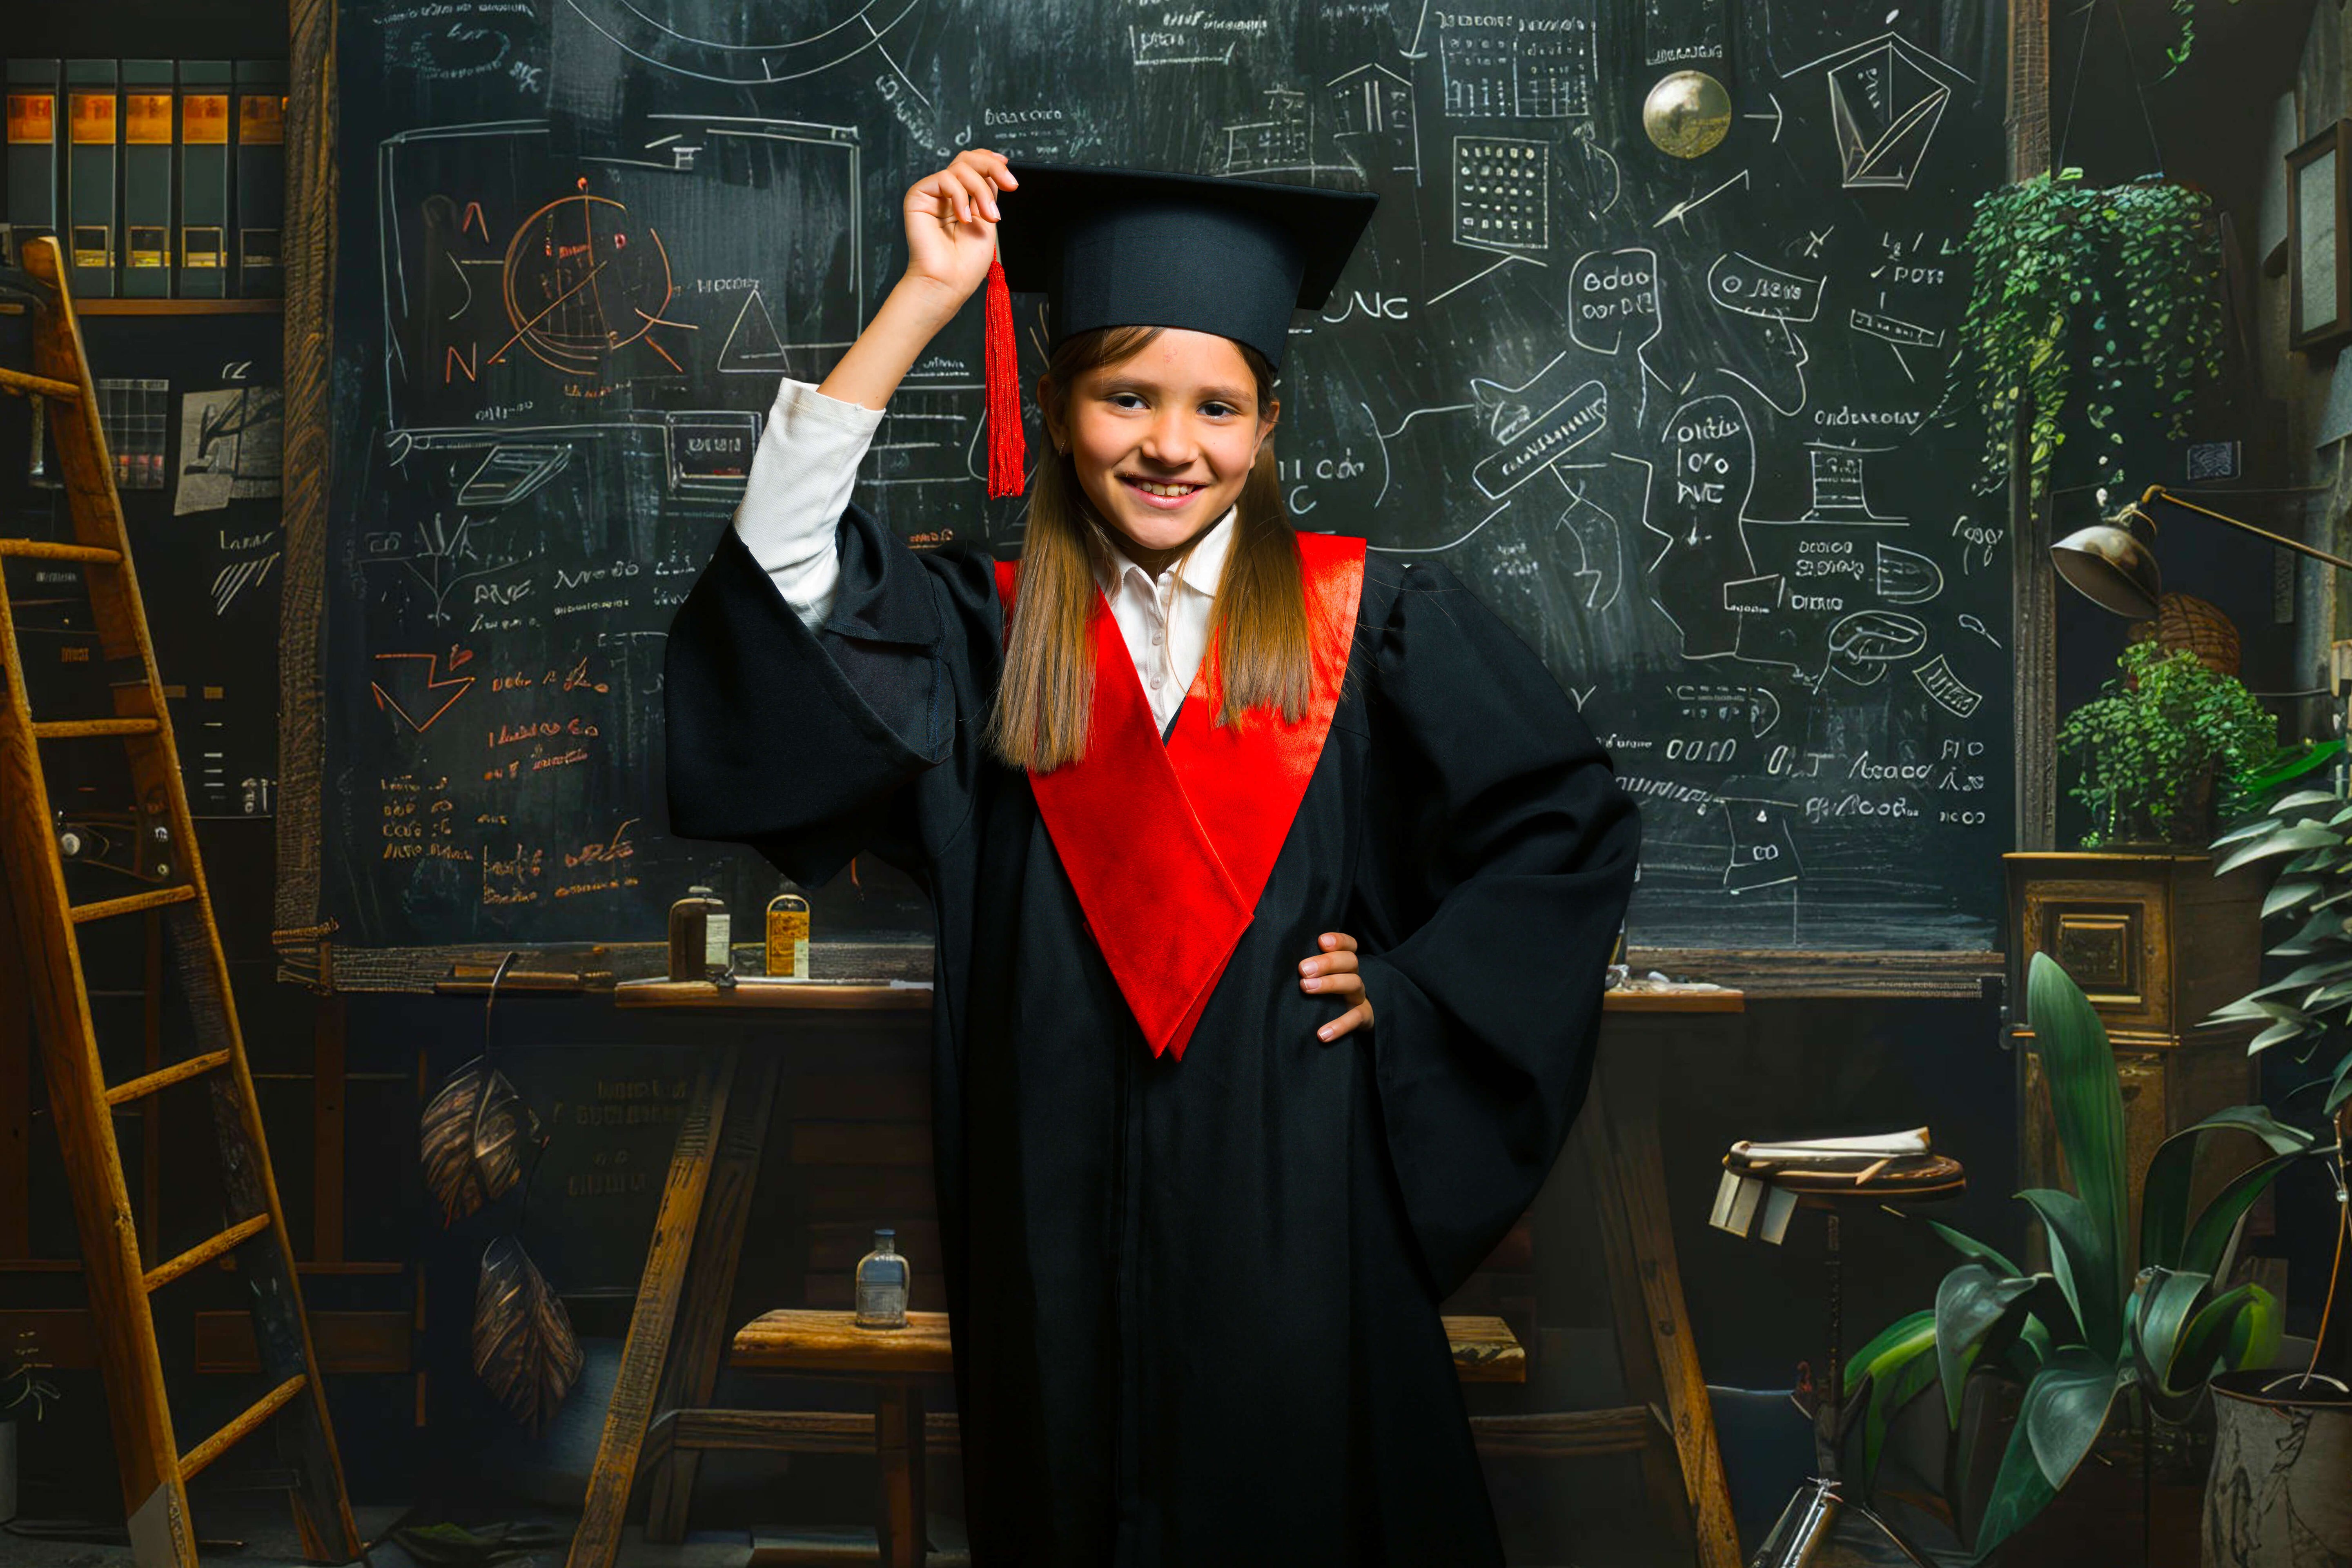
0;1328;60;1524
1960;170;2223;503
1846;955;2317;1560
2056;639;2275;849
2196;788;2352;1564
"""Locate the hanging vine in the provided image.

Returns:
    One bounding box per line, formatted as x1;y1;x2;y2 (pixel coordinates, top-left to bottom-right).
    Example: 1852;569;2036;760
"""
1959;170;2224;501
2163;0;2247;80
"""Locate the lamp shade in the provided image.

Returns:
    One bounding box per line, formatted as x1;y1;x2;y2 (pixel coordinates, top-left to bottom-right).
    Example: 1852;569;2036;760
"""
2051;513;2163;619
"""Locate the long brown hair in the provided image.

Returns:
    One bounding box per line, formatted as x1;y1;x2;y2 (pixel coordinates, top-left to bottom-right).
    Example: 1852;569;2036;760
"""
987;325;1310;773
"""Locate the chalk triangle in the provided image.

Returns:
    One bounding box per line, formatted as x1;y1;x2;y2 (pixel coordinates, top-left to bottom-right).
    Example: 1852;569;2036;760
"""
718;286;787;373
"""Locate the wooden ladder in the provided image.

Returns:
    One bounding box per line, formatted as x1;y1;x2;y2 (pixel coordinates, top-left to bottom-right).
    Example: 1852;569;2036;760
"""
0;234;362;1567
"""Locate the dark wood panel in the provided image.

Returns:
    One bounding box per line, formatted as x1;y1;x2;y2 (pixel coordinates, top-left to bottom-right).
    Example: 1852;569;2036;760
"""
193;1310;413;1374
790;1123;931;1167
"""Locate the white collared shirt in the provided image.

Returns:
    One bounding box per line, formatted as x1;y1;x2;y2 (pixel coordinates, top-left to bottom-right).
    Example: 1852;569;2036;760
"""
731;376;1231;733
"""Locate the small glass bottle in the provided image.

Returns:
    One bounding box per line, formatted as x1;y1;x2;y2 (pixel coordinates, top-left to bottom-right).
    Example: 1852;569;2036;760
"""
765;882;811;980
855;1228;909;1329
668;885;731;982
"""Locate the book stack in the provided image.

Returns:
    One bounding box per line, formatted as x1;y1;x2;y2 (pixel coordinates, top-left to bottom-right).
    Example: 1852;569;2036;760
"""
2;58;286;298
1707;1128;1938;1245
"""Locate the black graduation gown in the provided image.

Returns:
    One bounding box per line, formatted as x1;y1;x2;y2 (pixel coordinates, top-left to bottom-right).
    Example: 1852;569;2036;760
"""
663;505;1640;1567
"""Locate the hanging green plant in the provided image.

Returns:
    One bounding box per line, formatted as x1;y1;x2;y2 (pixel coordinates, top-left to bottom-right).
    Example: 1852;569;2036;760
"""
2055;639;2274;847
2163;0;2248;80
1959;170;2224;501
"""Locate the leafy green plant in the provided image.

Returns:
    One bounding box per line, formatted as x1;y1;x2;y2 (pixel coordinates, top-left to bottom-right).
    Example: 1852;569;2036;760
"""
2056;640;2275;847
1846;955;2314;1559
2208;779;2352;1122
1960;171;2223;500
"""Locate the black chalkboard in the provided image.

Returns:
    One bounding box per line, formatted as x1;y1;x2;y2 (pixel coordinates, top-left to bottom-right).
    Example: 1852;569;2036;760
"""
309;0;2011;968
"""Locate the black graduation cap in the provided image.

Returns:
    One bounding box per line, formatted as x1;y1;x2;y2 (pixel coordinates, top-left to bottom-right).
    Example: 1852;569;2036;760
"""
979;163;1379;496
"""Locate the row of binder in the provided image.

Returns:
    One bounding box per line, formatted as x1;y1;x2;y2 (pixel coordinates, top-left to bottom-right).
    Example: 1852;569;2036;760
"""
4;59;286;299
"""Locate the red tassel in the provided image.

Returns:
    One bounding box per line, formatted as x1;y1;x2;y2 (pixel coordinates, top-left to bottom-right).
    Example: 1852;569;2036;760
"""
983;252;1026;498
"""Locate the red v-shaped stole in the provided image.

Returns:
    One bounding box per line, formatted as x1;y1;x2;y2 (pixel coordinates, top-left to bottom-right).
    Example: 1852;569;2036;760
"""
995;534;1367;1060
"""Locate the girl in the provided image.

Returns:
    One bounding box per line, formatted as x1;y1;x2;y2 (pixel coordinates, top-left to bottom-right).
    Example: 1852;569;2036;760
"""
665;150;1639;1566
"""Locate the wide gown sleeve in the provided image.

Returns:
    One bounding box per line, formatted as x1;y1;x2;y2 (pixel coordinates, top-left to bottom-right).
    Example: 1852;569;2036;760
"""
662;501;1000;884
1355;562;1642;1301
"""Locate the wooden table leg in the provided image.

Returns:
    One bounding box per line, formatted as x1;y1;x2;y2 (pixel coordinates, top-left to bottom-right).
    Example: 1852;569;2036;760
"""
875;1382;927;1568
564;1047;738;1568
643;1055;782;1542
1580;1035;1741;1568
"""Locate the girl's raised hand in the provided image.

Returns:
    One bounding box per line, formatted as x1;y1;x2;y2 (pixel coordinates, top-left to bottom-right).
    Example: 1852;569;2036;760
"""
1300;932;1373;1043
901;151;1018;307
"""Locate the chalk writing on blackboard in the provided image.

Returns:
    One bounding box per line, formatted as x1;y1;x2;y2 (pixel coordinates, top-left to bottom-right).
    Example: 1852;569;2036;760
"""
312;0;2012;964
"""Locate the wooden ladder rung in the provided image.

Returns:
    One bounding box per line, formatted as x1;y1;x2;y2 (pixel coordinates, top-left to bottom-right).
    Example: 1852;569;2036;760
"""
31;717;160;740
177;1373;307;1483
70;885;196;924
105;1049;233;1108
0;538;120;564
0;365;81;401
144;1212;270;1294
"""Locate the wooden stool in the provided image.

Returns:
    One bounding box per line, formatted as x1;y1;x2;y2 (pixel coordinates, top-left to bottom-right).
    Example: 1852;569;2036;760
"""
731;1310;952;1568
1725;1151;1968;1568
650;1307;1523;1565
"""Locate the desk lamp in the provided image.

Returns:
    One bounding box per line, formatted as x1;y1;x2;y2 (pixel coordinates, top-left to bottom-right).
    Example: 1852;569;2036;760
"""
2051;484;2352;620
2052;485;2352;792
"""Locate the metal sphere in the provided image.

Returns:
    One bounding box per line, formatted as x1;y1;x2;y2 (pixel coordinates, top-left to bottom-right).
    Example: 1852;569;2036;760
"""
1643;70;1733;159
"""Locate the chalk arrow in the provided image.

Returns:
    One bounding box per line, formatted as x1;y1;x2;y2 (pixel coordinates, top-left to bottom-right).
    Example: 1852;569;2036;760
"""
1742;91;1784;143
371;652;475;733
1653;169;1752;230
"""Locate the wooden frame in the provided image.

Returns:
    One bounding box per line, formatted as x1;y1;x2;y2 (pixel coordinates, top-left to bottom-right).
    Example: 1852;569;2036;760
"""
2288;121;2352;354
272;7;2050;998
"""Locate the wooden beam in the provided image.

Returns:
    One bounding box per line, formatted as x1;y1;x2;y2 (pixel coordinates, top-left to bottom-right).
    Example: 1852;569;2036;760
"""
565;1051;737;1568
1579;1045;1739;1568
276;0;336;943
644;1059;782;1542
2008;0;2055;851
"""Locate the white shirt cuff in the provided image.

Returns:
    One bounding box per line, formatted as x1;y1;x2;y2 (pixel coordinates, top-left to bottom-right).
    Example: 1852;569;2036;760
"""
731;377;886;631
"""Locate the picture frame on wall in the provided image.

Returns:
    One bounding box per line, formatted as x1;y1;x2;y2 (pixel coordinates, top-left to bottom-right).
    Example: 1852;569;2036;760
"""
2289;119;2352;353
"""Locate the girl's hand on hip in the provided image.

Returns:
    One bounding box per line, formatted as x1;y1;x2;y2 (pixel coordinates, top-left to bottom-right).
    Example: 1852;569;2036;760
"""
900;151;1018;307
1301;932;1373;1043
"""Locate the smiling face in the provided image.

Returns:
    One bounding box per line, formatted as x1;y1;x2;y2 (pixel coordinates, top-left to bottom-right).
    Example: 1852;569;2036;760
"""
1041;328;1279;570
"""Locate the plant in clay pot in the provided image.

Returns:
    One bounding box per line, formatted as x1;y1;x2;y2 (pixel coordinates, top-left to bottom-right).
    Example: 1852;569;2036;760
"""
2056;639;2274;849
2195;789;2352;1566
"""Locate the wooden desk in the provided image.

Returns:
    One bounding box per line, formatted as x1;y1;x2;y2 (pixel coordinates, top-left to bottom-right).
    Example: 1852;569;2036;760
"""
557;980;1741;1568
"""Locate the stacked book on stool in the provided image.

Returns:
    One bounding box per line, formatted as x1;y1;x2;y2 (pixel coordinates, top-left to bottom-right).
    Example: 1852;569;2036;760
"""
1709;1129;1967;1568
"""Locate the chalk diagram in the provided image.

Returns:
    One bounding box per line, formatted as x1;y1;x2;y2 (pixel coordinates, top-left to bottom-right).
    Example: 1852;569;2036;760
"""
1407;1;1596;120
1454;138;1550;252
1778;32;1972;192
1469;353;1608;501
1221;68;1430;184
374;116;861;514
498;181;685;378
1706;250;1820;416
1646;399;1944;687
1849;305;1947;381
361;510;540;628
1673;680;1783;738
1718;799;1801;893
1327;65;1423;182
558;0;925;90
1562;246;1680;424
